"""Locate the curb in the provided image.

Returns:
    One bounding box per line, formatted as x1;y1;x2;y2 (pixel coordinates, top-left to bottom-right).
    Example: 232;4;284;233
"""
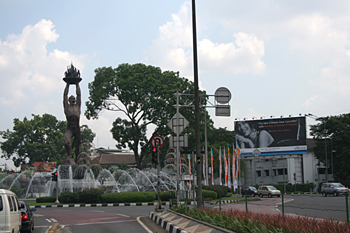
149;211;188;233
29;197;260;209
149;210;234;233
30;201;172;209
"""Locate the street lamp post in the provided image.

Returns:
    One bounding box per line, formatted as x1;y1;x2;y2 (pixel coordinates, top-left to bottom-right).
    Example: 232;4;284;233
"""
307;113;328;182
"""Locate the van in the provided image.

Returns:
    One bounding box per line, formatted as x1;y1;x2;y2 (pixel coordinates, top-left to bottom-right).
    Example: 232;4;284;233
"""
0;189;21;233
321;183;349;196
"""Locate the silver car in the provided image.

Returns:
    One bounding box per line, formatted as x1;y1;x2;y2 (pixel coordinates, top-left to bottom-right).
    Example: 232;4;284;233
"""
321;183;349;196
257;185;281;198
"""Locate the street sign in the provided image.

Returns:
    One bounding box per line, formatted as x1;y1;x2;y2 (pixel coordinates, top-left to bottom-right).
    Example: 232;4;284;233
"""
167;113;189;134
169;134;188;148
151;135;164;149
215;87;231;104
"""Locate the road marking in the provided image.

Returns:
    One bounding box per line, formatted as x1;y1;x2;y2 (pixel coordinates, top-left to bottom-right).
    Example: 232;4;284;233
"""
118;214;130;217
50;218;58;222
137;216;152;233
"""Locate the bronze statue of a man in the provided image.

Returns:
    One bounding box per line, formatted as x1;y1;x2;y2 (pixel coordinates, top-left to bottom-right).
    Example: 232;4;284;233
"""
63;82;81;160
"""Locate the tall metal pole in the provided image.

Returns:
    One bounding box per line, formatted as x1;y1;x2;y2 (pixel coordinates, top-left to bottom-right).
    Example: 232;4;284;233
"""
176;91;180;205
324;121;328;182
192;0;202;208
205;110;208;186
156;144;163;212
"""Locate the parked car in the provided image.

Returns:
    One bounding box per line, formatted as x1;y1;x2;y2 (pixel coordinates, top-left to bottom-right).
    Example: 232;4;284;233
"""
321;183;349;197
257;186;281;198
241;186;258;197
0;189;21;233
19;201;36;233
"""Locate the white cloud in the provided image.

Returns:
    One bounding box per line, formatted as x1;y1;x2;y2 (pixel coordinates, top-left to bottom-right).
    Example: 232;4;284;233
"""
302;95;323;110
0;19;86;107
144;1;266;80
287;14;350;56
198;33;265;75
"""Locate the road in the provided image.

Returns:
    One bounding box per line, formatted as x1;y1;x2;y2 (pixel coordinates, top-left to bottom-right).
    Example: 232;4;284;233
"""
277;194;350;221
31;195;350;232
220;194;350;222
32;205;168;233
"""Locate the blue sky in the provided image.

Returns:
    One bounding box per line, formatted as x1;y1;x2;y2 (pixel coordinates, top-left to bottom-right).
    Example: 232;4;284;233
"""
1;1;350;170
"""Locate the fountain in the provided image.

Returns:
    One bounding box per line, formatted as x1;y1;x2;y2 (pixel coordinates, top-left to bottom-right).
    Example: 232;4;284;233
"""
0;166;179;198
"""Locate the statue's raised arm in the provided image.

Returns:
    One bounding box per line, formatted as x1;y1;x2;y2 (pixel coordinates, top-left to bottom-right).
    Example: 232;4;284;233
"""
63;83;69;109
76;83;81;107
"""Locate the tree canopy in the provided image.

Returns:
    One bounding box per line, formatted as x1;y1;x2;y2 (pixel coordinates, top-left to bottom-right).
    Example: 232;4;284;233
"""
0;114;96;167
310;113;350;180
85;63;209;169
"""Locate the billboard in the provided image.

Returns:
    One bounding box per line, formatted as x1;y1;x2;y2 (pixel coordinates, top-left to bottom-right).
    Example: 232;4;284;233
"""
234;117;307;156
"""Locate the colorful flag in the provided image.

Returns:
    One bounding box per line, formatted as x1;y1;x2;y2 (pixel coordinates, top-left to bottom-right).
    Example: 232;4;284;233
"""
219;147;222;185
234;142;240;190
211;148;214;185
227;144;231;188
236;140;241;154
232;147;236;191
224;147;228;186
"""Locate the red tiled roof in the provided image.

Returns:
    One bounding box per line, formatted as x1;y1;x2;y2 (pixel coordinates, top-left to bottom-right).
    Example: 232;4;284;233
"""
99;153;136;165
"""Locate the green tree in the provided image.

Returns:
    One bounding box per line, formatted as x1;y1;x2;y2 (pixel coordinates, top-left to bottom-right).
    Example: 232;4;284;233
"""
310;113;350;180
85;63;209;169
0;114;96;167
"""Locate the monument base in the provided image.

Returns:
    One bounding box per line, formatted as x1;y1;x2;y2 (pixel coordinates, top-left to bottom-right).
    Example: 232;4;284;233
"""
62;157;76;165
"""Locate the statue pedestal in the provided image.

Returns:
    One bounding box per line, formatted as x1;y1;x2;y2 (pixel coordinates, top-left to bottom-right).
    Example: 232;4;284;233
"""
62;157;76;165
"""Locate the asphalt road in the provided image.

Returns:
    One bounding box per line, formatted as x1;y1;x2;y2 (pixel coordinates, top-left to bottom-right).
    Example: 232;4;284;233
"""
220;194;350;222
32;205;168;233
277;194;350;221
31;194;350;233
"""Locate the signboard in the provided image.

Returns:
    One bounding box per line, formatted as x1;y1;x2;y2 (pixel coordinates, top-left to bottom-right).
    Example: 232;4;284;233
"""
31;162;57;172
151;135;164;149
167;113;189;134
234;116;307;156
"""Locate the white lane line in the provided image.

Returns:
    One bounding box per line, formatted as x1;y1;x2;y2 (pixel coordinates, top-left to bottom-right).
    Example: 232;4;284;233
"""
137;217;152;233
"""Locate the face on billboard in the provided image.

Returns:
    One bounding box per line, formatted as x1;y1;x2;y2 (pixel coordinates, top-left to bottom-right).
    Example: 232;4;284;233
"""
234;117;307;156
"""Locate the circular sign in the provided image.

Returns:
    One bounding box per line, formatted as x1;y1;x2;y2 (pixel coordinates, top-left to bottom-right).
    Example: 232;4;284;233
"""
253;148;261;157
215;87;231;104
151;135;164;149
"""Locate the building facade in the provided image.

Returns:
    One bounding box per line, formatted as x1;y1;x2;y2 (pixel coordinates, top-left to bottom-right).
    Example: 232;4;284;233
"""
241;139;333;192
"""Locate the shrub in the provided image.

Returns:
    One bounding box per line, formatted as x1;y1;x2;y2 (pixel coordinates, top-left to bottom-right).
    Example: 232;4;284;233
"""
36;196;56;203
202;190;217;200
160;191;176;201
202;185;231;197
59;191;81;204
171;206;350;233
79;189;104;204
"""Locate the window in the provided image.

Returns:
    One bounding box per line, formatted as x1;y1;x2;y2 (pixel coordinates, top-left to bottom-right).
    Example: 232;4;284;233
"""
264;170;270;176
277;169;288;175
8;196;13;211
11;196;17;211
15;197;20;211
256;170;261;177
0;196;2;211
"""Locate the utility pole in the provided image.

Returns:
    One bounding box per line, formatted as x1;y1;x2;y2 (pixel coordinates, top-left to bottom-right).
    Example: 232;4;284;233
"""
192;0;202;208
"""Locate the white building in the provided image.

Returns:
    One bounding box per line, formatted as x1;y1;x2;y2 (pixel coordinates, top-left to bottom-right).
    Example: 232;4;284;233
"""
241;139;333;192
